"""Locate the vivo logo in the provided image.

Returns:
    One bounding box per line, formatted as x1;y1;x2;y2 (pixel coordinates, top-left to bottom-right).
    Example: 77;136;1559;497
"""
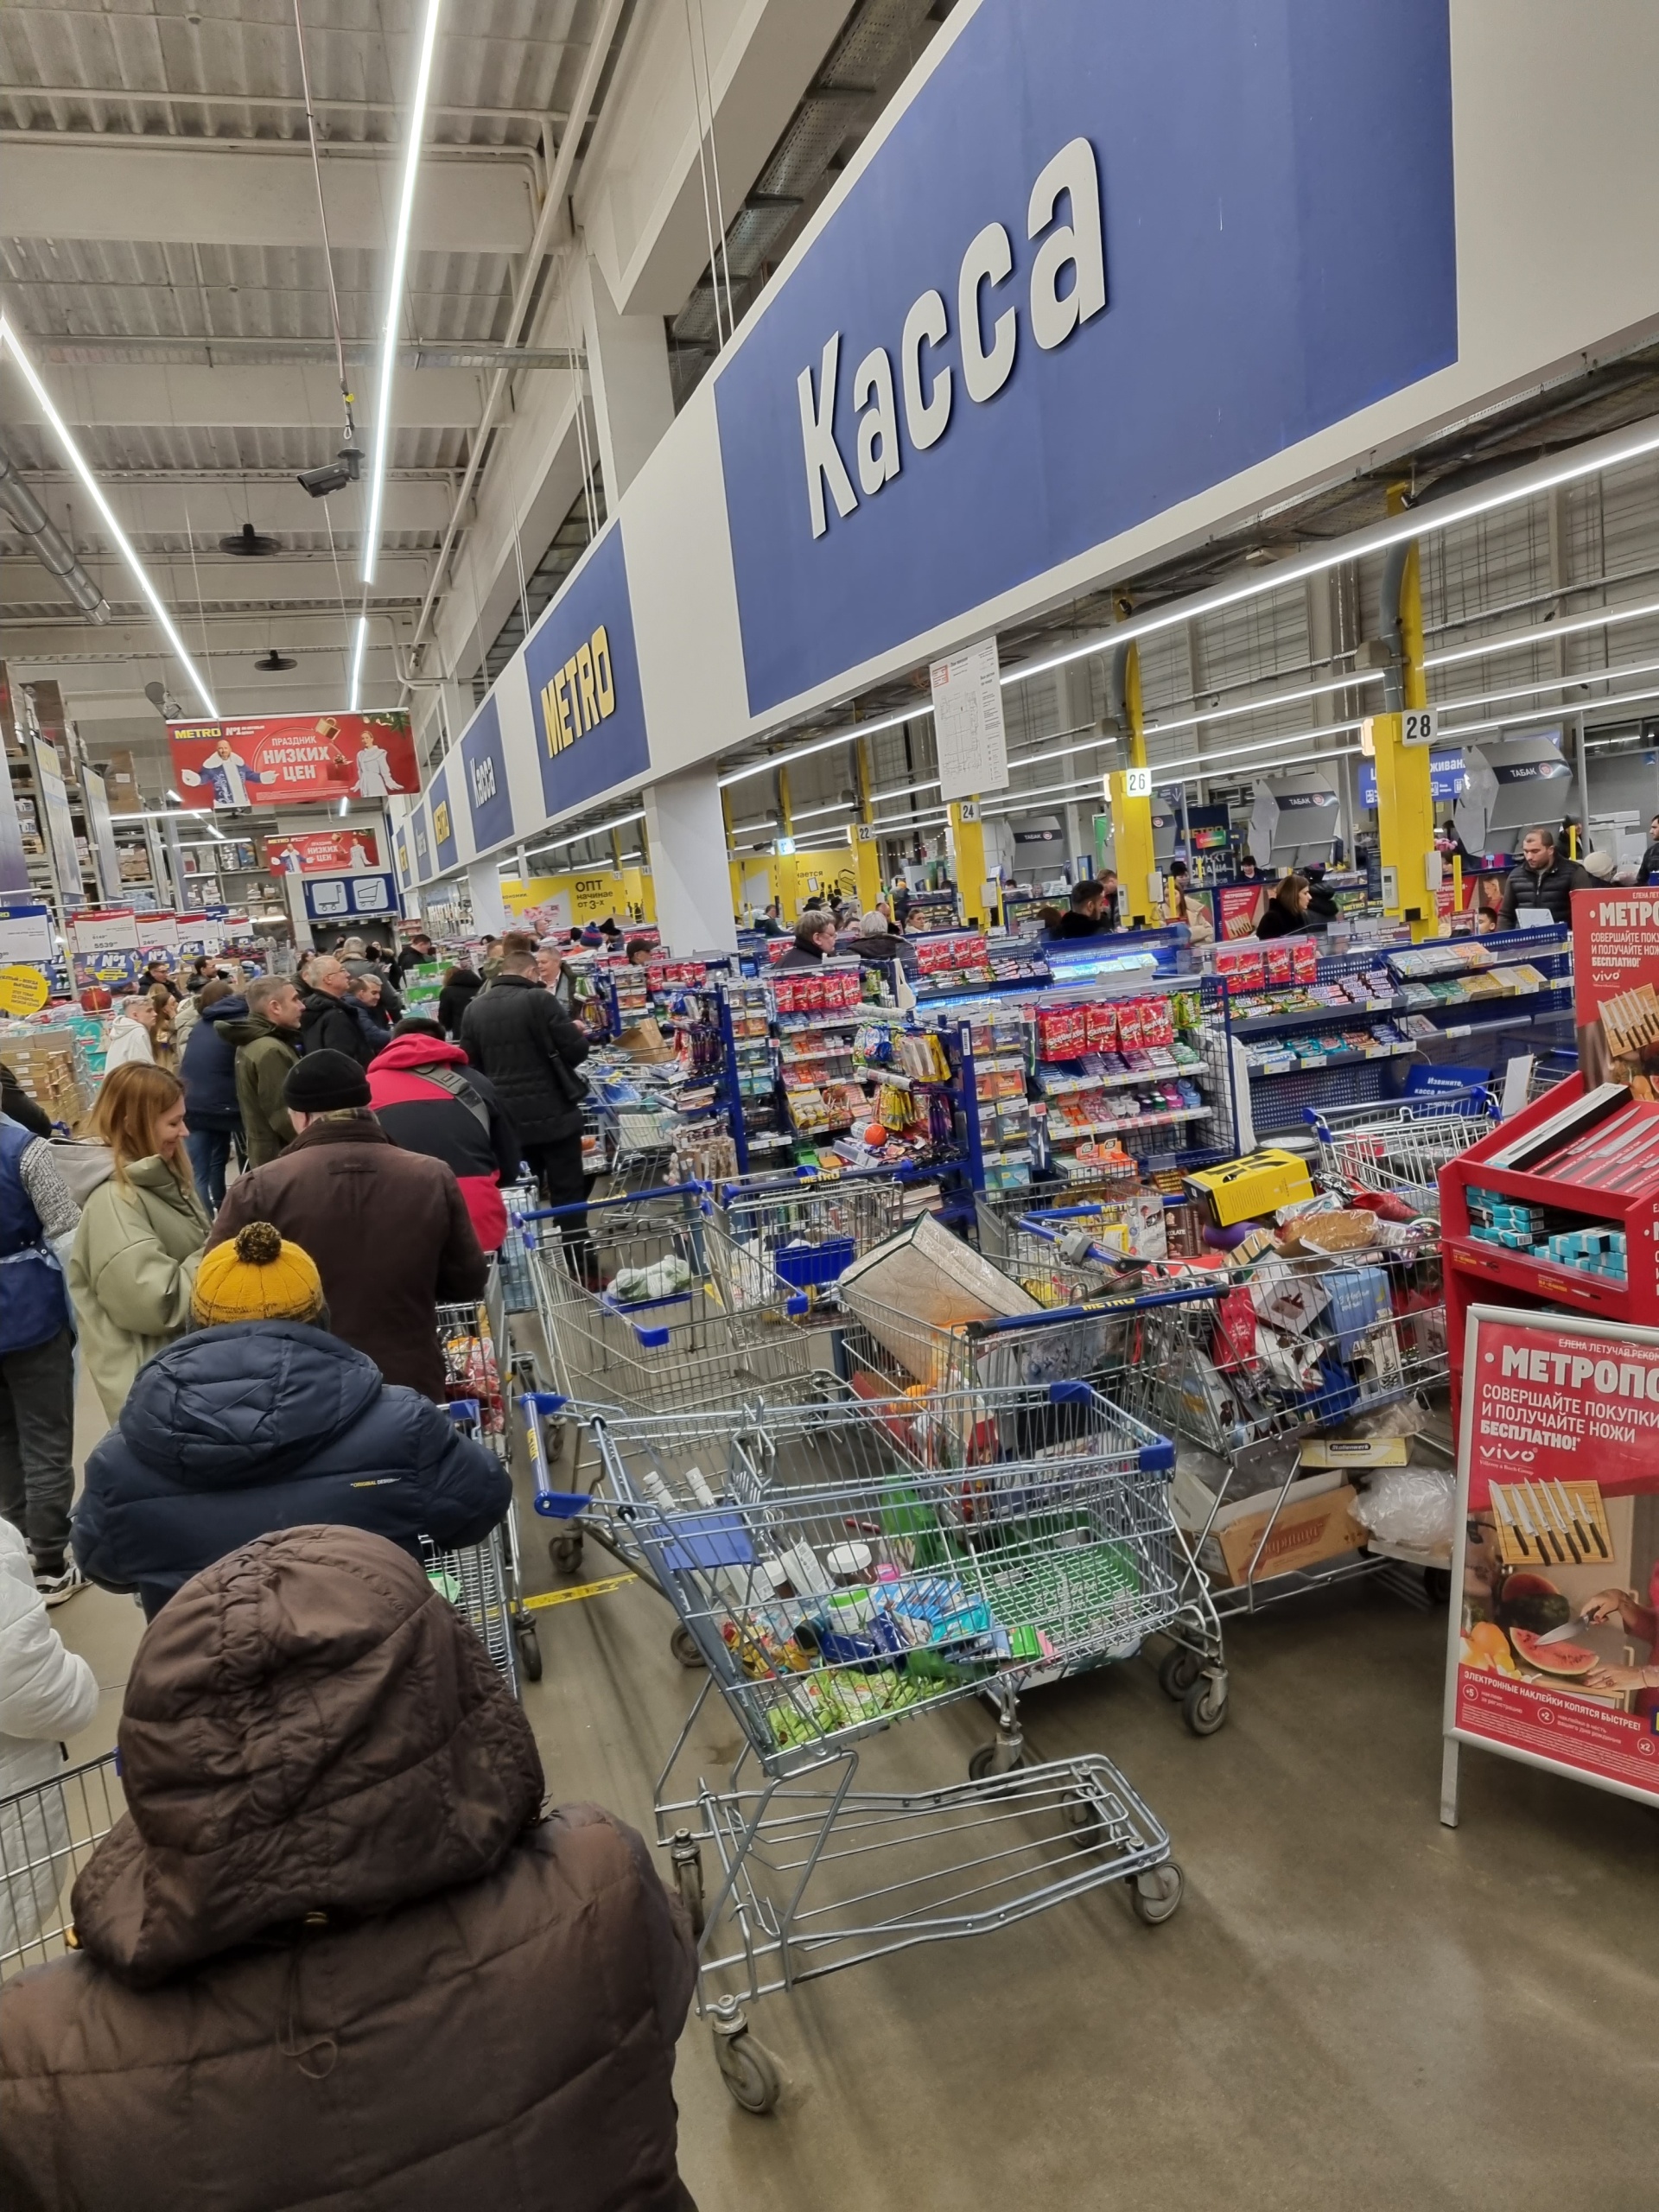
795;137;1104;541
470;752;499;808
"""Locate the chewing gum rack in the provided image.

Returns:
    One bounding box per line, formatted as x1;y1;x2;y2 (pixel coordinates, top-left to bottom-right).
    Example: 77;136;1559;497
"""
1441;1077;1659;1411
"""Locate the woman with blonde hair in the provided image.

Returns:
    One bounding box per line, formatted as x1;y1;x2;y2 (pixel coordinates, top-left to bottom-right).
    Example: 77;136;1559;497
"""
68;1064;212;1421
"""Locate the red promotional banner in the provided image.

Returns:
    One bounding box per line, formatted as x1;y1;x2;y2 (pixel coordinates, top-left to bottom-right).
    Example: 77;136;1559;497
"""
266;828;382;874
168;712;415;810
1570;884;1659;1091
1446;1307;1659;1815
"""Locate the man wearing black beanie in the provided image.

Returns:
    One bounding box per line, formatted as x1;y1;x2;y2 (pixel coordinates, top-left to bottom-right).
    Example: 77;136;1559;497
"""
206;1049;487;1399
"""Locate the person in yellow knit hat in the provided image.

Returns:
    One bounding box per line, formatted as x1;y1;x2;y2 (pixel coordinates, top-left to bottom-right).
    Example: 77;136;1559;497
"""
72;1220;510;1618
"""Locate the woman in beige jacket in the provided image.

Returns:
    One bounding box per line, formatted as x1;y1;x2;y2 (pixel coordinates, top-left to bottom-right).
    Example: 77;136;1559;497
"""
68;1064;212;1421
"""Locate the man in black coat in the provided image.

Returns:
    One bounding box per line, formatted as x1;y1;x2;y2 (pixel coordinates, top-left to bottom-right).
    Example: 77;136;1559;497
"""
1497;826;1591;929
299;954;374;1065
459;931;590;1217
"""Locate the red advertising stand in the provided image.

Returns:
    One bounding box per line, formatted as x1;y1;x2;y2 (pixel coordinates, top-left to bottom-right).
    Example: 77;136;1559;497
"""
1443;1306;1659;1826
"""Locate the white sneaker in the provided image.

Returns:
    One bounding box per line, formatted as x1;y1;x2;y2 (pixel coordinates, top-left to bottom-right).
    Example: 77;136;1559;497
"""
34;1561;86;1607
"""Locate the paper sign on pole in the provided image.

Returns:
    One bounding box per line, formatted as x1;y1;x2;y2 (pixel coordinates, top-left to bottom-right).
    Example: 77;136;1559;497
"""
931;638;1009;804
1443;1306;1659;1827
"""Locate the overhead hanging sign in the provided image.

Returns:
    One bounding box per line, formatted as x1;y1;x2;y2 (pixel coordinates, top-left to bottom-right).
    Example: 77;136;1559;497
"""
31;737;85;907
1359;750;1467;809
0;902;54;969
1445;1307;1659;1823
931;637;1009;804
168;712;416;809
69;907;139;956
302;872;397;922
461;695;515;854
267;829;382;874
712;0;1457;717
523;525;650;821
430;763;458;873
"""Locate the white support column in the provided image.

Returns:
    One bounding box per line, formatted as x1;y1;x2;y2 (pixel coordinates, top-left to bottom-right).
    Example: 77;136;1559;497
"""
578;254;675;501
468;859;508;937
644;766;737;954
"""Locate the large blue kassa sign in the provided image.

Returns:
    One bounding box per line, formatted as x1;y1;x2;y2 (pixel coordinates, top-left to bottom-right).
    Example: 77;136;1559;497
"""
715;0;1457;716
522;526;648;817
461;695;514;853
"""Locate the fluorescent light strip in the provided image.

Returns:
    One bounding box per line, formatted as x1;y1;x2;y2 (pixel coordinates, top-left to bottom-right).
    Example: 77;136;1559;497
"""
347;613;368;711
1442;684;1659;745
868;775;942;804
360;0;443;585
790;799;857;823
717;704;923;789
1427;595;1659;670
1003;410;1659;693
1434;651;1659;721
522;806;649;862
1141;668;1383;739
0;315;219;716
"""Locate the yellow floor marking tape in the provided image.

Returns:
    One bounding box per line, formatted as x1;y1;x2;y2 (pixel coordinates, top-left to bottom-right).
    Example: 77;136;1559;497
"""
523;1571;639;1611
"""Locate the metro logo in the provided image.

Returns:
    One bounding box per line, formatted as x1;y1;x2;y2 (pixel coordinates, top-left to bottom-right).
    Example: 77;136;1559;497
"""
540;626;616;759
470;753;497;806
431;798;451;846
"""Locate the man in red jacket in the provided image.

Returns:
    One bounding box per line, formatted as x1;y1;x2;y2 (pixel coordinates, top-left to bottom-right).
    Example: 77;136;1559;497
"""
365;1017;523;1252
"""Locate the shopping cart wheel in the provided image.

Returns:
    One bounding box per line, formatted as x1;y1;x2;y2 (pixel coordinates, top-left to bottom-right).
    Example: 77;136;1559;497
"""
1158;1647;1203;1700
548;1529;584;1576
711;2002;782;2116
1061;1793;1104;1850
967;1741;1027;1783
514;1618;543;1683
1182;1671;1229;1737
1129;1860;1185;1926
670;1624;706;1670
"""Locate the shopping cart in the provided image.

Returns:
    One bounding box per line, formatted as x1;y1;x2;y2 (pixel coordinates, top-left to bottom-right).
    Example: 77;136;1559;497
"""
576;1383;1188;2112
436;1294;542;1686
496;1177;543;1313
710;1160;918;1306
1305;1089;1498;1218
1;1751;124;1980
523;1183;823;1422
1111;1239;1447;1629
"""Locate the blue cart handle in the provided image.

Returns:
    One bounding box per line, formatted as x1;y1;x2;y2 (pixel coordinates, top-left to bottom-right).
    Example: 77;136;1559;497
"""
963;1277;1230;1339
521;1179;703;1223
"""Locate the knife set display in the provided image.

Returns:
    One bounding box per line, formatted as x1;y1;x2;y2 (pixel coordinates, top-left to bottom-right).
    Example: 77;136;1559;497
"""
1488;1478;1611;1570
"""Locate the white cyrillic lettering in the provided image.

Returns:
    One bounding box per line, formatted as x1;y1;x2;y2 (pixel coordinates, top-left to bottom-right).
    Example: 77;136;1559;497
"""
797;333;858;539
957;221;1016;404
853;345;901;498
1571;1357;1595;1389
900;289;951;452
1596;1358;1619;1393
1620;1363;1646;1399
1501;1345;1529;1377
1027;136;1107;352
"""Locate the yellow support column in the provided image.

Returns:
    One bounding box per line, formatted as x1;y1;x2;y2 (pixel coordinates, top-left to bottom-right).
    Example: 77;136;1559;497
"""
946;801;988;926
852;734;883;912
1373;484;1440;941
776;767;800;919
1111;634;1159;928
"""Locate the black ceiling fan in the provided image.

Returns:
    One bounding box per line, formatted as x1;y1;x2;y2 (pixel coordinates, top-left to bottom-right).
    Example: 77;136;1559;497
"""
221;522;280;556
255;649;296;672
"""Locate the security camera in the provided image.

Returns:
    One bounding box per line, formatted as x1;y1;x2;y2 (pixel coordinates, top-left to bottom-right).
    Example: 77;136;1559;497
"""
297;443;362;499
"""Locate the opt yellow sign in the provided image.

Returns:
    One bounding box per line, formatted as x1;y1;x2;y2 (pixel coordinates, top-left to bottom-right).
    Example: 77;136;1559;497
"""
0;965;49;1016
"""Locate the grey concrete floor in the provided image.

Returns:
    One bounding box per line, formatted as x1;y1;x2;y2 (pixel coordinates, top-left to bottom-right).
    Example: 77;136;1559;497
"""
53;1361;1655;2211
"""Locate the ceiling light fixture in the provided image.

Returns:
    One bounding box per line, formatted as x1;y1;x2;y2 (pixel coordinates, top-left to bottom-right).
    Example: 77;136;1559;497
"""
1434;651;1659;722
1427;594;1659;670
347;613;368;711
0;315;219;715
360;0;442;585
717;704;923;789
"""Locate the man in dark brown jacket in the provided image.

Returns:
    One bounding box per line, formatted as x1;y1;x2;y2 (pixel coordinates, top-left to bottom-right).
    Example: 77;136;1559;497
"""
207;1049;486;1400
0;1525;700;2211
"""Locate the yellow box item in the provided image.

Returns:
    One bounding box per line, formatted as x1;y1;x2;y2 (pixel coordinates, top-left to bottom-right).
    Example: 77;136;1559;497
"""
1299;1437;1410;1469
1185;1147;1314;1227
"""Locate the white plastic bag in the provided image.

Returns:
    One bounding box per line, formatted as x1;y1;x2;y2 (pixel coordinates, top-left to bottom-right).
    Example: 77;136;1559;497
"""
1353;1465;1455;1550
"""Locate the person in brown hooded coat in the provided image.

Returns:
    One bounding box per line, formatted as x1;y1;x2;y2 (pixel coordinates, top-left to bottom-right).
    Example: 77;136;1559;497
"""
0;1524;699;2212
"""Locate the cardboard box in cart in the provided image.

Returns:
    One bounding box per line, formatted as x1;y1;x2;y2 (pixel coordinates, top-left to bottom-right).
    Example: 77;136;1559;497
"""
1173;1462;1367;1588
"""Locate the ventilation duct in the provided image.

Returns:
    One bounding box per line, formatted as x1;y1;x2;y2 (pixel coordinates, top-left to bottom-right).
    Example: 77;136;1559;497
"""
0;437;111;622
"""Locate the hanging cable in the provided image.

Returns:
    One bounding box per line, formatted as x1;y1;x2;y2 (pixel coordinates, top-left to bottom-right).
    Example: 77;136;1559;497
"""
293;0;356;454
691;0;736;342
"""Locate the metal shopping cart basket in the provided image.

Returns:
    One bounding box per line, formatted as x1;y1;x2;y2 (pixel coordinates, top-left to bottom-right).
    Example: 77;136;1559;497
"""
1112;1236;1448;1631
524;1183;823;1421
435;1293;542;1685
1;1751;124;1980
710;1160;918;1306
1305;1088;1498;1218
575;1382;1189;2113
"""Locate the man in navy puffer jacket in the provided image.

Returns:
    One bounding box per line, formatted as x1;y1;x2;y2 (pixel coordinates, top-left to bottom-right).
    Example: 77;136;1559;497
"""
178;986;245;1209
73;1221;510;1618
